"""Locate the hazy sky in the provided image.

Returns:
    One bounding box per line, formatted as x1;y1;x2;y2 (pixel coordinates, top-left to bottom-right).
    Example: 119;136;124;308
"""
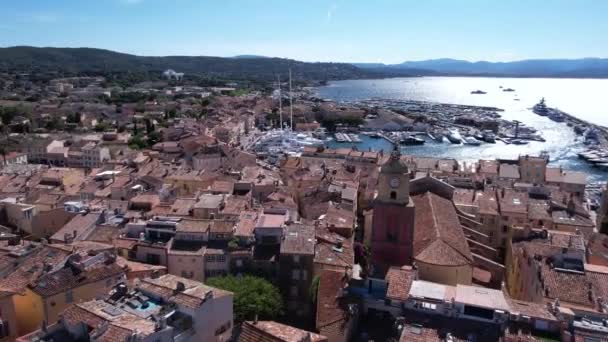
1;0;607;63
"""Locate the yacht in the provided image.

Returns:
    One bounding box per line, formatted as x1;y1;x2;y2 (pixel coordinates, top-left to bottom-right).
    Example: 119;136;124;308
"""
252;70;324;155
548;112;565;122
401;135;425;145
253;129;324;153
482;131;496;143
463;136;482;146
503;88;515;92
471;90;487;95
533;98;549;116
447;130;463;144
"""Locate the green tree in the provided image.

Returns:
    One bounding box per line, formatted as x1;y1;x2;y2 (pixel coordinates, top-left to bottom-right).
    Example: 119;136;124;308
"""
128;134;147;150
309;275;320;304
94;122;110;132
146;131;160;146
206;275;283;322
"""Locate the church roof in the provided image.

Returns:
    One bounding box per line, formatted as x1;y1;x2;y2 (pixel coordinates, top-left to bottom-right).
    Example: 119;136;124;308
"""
412;192;473;266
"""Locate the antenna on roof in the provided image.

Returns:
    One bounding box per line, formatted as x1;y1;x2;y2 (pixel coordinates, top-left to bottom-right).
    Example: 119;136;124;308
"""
289;68;293;132
277;74;283;132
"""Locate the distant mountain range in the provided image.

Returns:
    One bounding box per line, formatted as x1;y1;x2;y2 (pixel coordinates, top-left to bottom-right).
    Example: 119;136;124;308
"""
0;46;425;84
0;47;606;82
354;58;608;78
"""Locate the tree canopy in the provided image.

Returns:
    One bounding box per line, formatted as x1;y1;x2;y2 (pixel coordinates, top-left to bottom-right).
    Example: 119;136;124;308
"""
206;275;283;322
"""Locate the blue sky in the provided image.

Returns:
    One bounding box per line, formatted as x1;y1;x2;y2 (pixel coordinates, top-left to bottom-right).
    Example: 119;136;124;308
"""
1;0;607;63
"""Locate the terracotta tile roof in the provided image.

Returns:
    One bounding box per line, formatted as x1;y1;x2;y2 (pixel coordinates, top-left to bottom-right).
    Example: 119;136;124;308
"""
316;270;353;339
475;189;498;215
0;245;70;293
507;298;558;322
30;261;125;297
412;192;473;266
50;212;100;242
540;262;594;307
96;324;132;342
546;167;587;185
211;180;235;194
399;311;502;342
478;160;499;174
169;198;196;216
314;227;354;269
235;210;258;237
177;218;211;233
239;321;327;342
280;224;315;255
385;266;417;301
61;303;105;328
138;273;231;310
498;189;528;214
210;220;236;234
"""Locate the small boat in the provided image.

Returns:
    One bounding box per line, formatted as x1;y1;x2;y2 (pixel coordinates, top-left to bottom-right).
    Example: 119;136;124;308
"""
369;132;381;139
434;133;445;143
514;98;520;101
510;139;529;145
503;88;515;92
473;132;484;141
401;136;425;145
471;90;487;95
463;136;482;146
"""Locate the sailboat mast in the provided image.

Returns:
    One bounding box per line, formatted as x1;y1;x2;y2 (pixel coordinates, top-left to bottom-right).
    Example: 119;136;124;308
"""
277;74;282;131
289;69;293;131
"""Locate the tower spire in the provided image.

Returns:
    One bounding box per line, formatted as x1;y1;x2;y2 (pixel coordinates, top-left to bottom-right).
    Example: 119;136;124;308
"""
277;74;282;131
289;68;293;131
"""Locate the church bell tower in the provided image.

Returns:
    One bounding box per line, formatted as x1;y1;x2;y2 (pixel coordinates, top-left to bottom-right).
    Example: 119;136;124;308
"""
370;145;416;273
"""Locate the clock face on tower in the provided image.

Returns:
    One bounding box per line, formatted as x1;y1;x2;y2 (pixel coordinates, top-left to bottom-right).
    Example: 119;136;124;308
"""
390;177;400;188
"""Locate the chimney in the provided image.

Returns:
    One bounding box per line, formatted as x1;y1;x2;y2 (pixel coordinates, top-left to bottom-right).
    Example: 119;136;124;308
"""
254;314;258;325
174;281;186;294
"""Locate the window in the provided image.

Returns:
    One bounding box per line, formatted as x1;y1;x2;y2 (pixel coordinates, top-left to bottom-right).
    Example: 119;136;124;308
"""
235;259;243;268
290;286;298;297
217;255;226;262
301;271;307;281
65;290;73;303
215;321;232;336
292;270;300;280
390;191;397;200
421;302;437;310
293;255;300;264
502;225;508;233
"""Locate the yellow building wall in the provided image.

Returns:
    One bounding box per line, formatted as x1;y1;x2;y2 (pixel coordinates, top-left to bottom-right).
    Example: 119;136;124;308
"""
12;289;44;336
416;261;472;286
43;276;124;324
0;294;18;341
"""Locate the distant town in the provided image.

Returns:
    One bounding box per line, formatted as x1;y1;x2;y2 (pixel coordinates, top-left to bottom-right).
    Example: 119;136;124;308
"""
0;68;607;342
